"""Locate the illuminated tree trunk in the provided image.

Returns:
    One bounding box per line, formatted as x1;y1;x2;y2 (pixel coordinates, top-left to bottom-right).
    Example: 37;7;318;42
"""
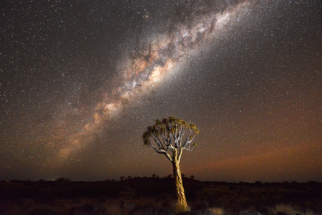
172;149;188;210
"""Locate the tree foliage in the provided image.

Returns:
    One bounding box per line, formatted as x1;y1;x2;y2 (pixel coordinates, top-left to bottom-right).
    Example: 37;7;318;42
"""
142;116;199;162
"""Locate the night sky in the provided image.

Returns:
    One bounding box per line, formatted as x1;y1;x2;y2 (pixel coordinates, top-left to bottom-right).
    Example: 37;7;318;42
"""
1;0;321;182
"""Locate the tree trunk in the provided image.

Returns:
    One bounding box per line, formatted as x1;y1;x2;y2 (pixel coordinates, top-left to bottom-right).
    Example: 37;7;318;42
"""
172;150;188;211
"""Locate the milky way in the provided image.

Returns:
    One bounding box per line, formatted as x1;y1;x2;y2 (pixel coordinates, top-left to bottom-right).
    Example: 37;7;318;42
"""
54;1;252;161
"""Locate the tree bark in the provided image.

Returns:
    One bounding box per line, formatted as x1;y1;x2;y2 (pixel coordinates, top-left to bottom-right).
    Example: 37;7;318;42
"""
172;150;188;210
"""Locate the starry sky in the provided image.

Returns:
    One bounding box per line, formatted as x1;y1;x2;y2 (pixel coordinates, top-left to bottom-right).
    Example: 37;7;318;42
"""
1;0;321;182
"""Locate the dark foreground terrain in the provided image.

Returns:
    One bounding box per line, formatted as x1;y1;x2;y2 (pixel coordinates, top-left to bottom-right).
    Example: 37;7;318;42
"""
0;177;322;215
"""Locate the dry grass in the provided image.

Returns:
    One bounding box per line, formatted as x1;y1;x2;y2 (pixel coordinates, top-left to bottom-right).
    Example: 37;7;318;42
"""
268;204;322;215
208;207;225;215
105;204;123;215
2;199;322;215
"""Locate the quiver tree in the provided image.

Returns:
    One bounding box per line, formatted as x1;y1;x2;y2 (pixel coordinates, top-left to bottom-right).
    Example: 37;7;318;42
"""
142;116;199;211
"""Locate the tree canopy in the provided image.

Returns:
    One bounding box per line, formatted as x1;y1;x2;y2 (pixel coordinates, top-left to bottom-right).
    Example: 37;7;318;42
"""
142;116;199;162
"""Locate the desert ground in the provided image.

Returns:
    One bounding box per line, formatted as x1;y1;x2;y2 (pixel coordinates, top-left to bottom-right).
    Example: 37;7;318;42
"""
1;176;321;215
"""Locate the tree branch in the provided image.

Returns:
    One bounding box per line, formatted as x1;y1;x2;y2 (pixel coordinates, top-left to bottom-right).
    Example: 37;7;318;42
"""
178;125;185;147
151;135;163;150
158;130;170;146
180;129;192;149
182;142;194;151
186;135;195;144
155;132;166;150
150;145;173;162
